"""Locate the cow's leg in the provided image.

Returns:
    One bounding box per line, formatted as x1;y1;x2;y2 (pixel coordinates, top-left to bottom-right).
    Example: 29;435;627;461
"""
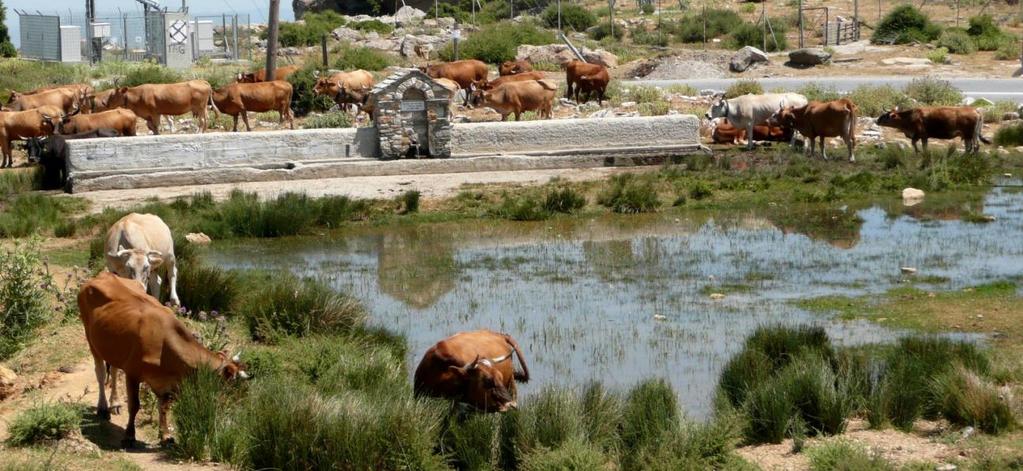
806;134;815;157
123;376;141;448
820;136;828;160
500;113;509;122
287;107;295;130
746;123;755;151
167;259;180;307
147;273;162;303
241;111;252;132
158;394;175;446
921;138;929;153
2;140;11;168
93;356;110;420
108;366;122;415
147;116;161;135
845;135;855;162
164;115;175;133
231;114;239;132
911;138;920;153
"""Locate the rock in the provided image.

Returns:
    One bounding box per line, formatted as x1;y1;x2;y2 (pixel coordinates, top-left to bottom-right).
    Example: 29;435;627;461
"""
880;57;932;66
185;232;212;245
620;101;637;108
515;44;618;68
901;267;918;275
588;108;615;118
58;365;76;374
1003;112;1019;121
400;34;445;59
364;38;400;52
585;49;618;68
0;364;16;399
960;427;976;441
788;48;832;66
653;314;667;321
902;187;925;205
700;89;722;96
331;26;364;42
709;293;726;300
394;6;427;26
729;46;769;73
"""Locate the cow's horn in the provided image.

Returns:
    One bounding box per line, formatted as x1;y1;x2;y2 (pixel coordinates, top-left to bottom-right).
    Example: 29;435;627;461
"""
232;351;241;362
238;370;250;379
465;355;481;371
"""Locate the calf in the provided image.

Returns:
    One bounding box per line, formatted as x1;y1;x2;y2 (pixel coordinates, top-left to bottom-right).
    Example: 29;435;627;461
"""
706;93;808;150
499;59;533;76
78;272;247;447
876;106;990;153
710;118;792;145
564;60;608;104
237;64;300;83
105;213;180;307
420;60;489;106
414;330;529;412
105;80;216;134
770;98;858;162
471;80;558;121
59;108;138;136
0;108;59;168
212;80;294;131
29;128;121;190
480;71;546;91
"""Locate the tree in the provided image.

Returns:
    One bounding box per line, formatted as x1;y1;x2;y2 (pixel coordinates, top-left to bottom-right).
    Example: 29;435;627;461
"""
0;1;16;57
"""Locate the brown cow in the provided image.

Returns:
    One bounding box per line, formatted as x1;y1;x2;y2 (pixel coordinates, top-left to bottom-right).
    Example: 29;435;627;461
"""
499;59;533;76
0;107;59;167
414;330;530;412
564;60;608;104
237;64;301;83
212;80;294;131
876;106;990;154
770;98;858;162
471;80;558;121
480;71;546;91
711;118;792;145
105;80;216;134
5;87;82;114
59;108;138;136
420;60;488;106
6;83;94;106
313;70;376;113
78;272;247;447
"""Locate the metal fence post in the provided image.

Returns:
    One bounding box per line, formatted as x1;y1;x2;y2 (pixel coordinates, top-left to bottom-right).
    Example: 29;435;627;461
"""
233;14;240;60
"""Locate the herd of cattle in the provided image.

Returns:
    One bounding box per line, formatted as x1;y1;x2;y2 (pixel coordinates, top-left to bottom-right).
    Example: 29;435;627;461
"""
81;212;529;446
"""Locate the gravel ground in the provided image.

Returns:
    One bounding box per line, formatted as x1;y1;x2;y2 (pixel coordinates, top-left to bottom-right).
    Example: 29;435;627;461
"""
639;51;731;80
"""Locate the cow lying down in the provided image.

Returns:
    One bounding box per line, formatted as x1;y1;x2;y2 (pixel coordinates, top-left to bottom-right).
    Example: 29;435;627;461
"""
414;330;530;412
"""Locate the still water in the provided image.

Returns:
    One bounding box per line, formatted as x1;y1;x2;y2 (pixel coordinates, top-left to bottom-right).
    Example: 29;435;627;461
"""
209;186;1023;417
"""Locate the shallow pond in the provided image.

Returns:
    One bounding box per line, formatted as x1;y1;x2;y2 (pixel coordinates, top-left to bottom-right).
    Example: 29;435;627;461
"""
209;185;1023;418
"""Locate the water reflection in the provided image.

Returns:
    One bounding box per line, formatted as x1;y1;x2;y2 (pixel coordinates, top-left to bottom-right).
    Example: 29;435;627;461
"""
209;188;1022;418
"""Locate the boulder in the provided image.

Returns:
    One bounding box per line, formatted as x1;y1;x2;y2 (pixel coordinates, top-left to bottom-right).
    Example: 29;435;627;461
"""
1002;112;1019;121
583;49;618;68
729;46;769;73
0;364;16;399
515;44;618;68
902;187;925;206
788;48;831;66
364;38;401;52
880;57;931;66
331;26;364;42
394;6;427;26
400;34;445;59
185;232;212;245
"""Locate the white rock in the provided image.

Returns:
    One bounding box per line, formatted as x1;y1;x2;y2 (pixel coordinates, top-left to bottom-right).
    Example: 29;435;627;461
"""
901;267;918;275
620;101;637;108
394;5;427;25
935;464;957;471
709;293;726;300
880;57;932;66
185;232;212;245
653;314;667;321
902;187;925;205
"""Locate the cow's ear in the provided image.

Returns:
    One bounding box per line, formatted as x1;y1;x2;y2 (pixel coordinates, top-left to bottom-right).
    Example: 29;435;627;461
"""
448;365;469;379
147;251;164;267
117;87;128;94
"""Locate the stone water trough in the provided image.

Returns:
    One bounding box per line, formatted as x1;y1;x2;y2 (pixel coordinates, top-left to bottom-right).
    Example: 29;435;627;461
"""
66;70;703;193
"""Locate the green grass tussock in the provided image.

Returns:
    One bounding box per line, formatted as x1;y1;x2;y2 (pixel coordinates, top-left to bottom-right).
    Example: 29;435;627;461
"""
904;77;964;106
725;79;764;99
930;366;1016;435
332;43;393;71
173;366;230;460
806;439;897;471
0;240;56;359
238;273;365;343
6;401;83;446
936;29;977;54
872;5;941;44
439;21;554;64
598;174;661;214
994;122;1023;147
175;261;238;315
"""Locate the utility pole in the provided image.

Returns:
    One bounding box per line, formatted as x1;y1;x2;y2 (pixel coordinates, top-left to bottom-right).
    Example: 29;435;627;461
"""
798;0;803;48
761;0;766;51
266;0;280;81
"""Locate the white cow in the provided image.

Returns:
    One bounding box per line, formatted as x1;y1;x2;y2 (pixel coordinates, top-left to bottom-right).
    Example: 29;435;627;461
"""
706;92;808;150
104;213;180;306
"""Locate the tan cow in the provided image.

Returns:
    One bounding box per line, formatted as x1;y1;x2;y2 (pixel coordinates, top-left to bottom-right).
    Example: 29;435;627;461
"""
312;70;375;112
479;71;546;91
105;80;216;134
105;213;180;307
5;87;82;114
237;64;301;83
420;60;488;106
212;80;294;131
471;80;558;121
78;272;247;446
0;107;59;167
414;330;529;412
499;59;533;76
59;108;138;136
6;83;94;106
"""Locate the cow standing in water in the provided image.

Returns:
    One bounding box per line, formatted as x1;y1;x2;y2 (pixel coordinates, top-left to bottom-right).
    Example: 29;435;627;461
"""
414;330;530;412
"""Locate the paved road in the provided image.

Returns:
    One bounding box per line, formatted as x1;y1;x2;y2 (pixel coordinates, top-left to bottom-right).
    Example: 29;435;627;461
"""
624;76;1023;102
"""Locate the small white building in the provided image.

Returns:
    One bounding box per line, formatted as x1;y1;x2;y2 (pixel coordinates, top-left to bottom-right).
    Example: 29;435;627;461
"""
59;25;82;63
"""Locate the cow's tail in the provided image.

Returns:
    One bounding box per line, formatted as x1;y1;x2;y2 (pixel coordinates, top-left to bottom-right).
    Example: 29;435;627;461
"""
845;100;858;144
977;114;991;145
536;79;558;91
503;333;530;383
207;90;221;119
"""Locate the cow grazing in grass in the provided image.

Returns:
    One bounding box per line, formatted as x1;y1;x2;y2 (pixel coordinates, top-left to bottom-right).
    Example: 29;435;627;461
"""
105;80;216;134
105;213;180;307
876;106;990;154
420;60;489;106
78;272;248;447
237;64;301;83
499;59;533;76
706;92;808;150
59;108;138;136
471;80;558;121
414;330;530;412
770;98;858;162
213;80;294;131
0;107;59;168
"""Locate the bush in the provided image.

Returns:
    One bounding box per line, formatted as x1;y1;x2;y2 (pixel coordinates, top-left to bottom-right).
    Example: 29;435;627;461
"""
798;83;841;102
597;174;661;213
632;27;669;47
518;439;607;471
806;440;896;471
638;101;670;116
994;122;1023;147
349;19;393;35
967;15;1012;51
622;379;678;452
904;77;964;106
543;187;586;214
995;39;1021;60
174;367;226;460
514;386;587;456
689;181;714;200
589;23;624;41
930;366;1016;434
724;79;764;99
542;3;596;31
272;11;347;47
441;412;503;470
671;9;743;43
981;100;1018;123
936;29;977;54
495;193;550;221
287;66;335;117
730;21;788;52
176;262;238;314
332;43;392;71
872;5;941;44
397;190;420;215
845;84;913;117
0;240;53;359
926;47;949;64
240;275;366;342
121;64;182;87
579;382;623;454
439;21;554;63
6;402;83;446
303;111;354;129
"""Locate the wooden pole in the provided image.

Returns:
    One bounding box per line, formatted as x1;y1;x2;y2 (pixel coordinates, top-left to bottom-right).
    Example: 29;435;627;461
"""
321;34;328;67
761;0;767;51
798;0;803;48
266;0;280;81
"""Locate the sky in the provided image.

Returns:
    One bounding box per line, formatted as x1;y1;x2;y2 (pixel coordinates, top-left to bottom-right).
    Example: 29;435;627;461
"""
4;0;296;47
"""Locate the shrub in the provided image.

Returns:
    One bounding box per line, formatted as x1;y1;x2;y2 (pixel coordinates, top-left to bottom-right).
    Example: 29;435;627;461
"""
543;187;586;214
730;20;788;52
622;379;678;452
632;28;670;47
514;386;587;455
845;84;913;117
287;66;335;117
981;100;1019;123
176;262;238;314
689;181;713;200
439;21;554;63
0;240;52;359
640;0;655;15
542;3;596;31
724;79;764;99
241;275;366;342
930;366;1016;434
442;412;503;470
672;9;743;43
904;77;964;106
597;174;661;213
994;122;1023;147
121;64;182;87
638;101;670;116
798;83;841;102
495;193;550;221
332;43;392;71
272;11;347;47
6;402;83;446
872;5;941;44
631;415;745;470
0;169;40;197
518;439;607;471
994;40;1021;60
303;111;354;129
588;23;624;41
967;15;1011;51
579;382;623;454
349;19;393;34
936;29;977;54
397;190;420;214
0;194;84;239
806;440;896;471
174;367;226;460
926;47;949;64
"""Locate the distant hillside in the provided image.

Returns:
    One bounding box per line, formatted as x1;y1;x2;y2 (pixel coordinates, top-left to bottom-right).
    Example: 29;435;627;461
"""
294;0;441;17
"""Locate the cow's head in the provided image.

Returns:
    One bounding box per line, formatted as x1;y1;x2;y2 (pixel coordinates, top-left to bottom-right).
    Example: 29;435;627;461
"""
705;97;728;120
39;113;59;134
450;355;517;412
313;78;341;97
468;83;488;107
55;106;81;134
216;350;250;380
876;107;903;128
7;90;21;104
105;87;130;109
237;72;258;83
768;106;796;128
498;61;524;76
107;245;163;289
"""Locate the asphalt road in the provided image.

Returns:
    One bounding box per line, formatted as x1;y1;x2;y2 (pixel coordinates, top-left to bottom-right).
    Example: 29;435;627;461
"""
624;76;1023;102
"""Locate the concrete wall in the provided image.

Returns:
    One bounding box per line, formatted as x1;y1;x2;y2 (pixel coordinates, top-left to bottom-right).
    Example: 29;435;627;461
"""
66;115;702;192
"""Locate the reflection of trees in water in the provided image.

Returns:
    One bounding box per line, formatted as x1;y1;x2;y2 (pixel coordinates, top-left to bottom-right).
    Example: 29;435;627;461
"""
377;227;457;309
766;206;865;249
582;237;670;282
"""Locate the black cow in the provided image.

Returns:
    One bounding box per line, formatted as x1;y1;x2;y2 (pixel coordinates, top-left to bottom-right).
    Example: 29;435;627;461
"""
27;128;120;190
